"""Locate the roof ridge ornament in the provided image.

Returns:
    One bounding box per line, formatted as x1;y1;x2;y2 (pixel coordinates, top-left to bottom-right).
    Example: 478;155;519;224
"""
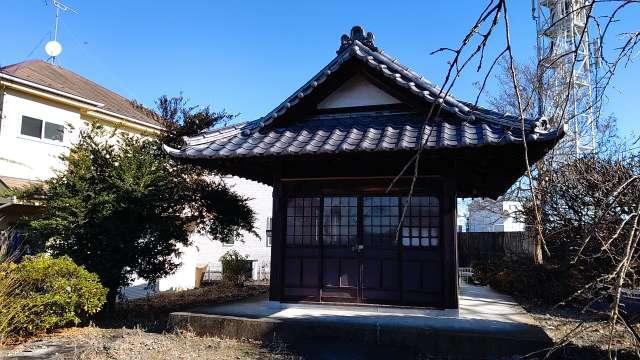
338;25;377;54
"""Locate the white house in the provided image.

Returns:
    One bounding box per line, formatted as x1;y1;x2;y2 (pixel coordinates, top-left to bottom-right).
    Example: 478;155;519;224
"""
466;198;525;232
0;59;163;222
0;59;272;299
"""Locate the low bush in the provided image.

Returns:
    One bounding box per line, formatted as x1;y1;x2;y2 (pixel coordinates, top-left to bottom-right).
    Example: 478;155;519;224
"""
220;250;252;286
472;258;587;306
0;254;107;340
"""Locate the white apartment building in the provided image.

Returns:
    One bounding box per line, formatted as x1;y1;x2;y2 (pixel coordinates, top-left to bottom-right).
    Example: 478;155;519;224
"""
466;198;525;232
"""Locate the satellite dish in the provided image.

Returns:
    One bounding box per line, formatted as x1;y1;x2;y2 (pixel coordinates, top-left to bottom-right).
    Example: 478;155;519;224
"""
45;40;63;57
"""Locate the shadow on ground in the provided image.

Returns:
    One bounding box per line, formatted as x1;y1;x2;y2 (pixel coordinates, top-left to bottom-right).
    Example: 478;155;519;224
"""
265;338;639;360
278;338;420;360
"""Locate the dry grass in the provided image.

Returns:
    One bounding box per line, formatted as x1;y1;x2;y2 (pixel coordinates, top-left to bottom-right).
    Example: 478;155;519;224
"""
120;282;267;313
0;264;25;345
525;306;640;359
0;283;282;359
100;282;267;330
0;224;29;345
1;326;297;359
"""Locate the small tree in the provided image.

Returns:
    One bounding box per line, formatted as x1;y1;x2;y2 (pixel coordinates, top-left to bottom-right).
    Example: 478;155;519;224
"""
19;96;256;305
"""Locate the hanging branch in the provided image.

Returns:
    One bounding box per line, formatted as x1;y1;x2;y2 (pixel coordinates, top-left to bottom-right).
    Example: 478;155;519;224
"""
400;0;640;354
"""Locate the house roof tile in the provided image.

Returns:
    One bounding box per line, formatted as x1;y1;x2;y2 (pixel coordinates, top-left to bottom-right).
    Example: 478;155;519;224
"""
0;60;161;127
0;176;41;190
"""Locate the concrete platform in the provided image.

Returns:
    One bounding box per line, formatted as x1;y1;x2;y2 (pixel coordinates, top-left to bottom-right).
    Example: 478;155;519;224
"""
170;285;551;358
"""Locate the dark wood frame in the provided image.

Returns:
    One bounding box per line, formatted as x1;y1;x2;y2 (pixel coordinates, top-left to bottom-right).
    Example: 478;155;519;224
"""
269;176;458;309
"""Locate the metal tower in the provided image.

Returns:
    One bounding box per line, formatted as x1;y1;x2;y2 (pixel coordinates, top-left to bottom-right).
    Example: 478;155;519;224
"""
533;0;597;154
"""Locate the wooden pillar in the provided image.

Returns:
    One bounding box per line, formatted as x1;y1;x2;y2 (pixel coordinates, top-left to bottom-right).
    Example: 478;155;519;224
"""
269;176;284;301
441;177;459;308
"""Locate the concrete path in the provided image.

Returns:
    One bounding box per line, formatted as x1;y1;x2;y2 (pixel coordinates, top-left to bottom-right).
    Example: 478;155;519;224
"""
171;285;550;359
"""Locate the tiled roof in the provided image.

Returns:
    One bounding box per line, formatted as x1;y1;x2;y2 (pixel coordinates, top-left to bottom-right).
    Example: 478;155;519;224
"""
0;60;161;127
260;28;525;129
165;26;563;160
165;111;562;159
0;176;41;190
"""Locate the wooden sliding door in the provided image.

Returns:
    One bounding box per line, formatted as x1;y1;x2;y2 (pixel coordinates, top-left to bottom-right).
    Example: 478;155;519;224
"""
321;196;359;302
282;197;321;300
280;190;444;307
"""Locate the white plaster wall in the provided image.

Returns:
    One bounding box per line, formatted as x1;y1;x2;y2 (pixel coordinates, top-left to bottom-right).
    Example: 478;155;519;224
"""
158;243;200;291
317;74;401;109
0;92;83;180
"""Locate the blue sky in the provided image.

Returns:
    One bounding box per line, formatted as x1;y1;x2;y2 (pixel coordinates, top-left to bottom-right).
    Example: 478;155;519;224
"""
1;1;638;135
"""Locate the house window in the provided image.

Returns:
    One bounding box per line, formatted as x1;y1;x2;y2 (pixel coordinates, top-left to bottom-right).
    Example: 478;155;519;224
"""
266;217;272;247
323;196;357;247
363;196;399;247
401;196;440;247
20;116;42;138
286;197;320;246
44;122;64;141
20;116;64;142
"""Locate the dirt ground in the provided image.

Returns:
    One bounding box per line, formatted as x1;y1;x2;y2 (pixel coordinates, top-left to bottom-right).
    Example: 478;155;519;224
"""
0;283;283;360
3;283;640;359
4;310;638;360
1;327;296;359
3;321;636;360
524;305;640;359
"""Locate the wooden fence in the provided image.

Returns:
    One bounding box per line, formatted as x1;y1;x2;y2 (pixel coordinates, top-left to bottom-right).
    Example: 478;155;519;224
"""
457;231;535;266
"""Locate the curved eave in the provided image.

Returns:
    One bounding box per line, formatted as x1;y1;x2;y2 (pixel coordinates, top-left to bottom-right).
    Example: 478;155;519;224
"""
259;42;540;129
163;125;564;161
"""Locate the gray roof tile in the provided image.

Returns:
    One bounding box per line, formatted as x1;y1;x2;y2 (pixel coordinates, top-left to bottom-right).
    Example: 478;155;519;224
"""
1;60;162;127
165;26;563;160
165;111;562;160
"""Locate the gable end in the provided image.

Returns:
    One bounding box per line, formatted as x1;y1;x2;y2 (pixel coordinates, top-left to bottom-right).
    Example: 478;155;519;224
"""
317;74;402;109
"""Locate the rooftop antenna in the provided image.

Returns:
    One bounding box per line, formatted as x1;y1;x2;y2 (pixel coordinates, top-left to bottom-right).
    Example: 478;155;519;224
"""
44;0;78;64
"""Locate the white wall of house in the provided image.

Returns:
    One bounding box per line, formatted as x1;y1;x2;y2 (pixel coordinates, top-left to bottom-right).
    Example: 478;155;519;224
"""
154;176;273;292
0;91;83;180
466;199;525;232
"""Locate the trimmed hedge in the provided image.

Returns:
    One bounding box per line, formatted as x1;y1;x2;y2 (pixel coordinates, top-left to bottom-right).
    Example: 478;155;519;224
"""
0;254;107;338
